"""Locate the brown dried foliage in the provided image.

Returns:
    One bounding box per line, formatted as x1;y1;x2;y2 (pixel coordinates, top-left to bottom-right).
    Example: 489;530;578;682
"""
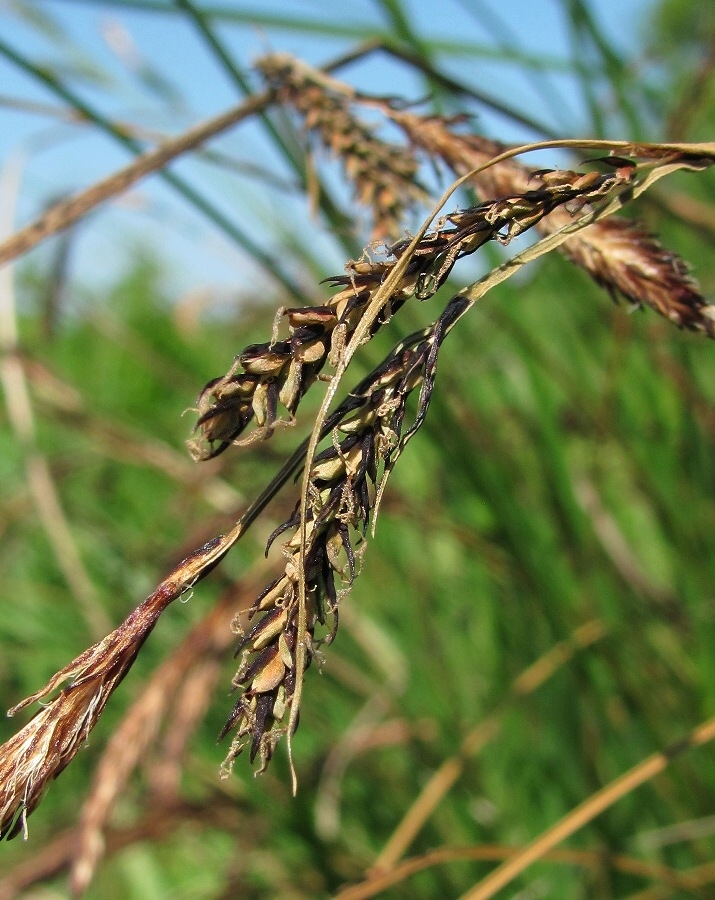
0;533;232;842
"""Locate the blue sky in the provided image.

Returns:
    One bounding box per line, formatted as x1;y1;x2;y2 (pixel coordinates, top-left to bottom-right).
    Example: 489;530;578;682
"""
0;0;660;300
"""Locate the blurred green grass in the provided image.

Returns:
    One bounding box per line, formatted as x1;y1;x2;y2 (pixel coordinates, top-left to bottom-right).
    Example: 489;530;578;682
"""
2;229;715;897
1;1;715;897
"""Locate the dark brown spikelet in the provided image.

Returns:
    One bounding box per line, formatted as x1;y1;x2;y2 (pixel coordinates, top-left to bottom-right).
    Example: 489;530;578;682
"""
388;110;715;335
257;53;426;240
190;163;641;460
218;299;465;774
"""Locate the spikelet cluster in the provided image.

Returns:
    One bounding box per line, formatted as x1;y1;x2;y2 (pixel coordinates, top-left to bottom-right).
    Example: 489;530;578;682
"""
191;162;637;461
389;110;715;335
257;53;426;239
219;299;465;770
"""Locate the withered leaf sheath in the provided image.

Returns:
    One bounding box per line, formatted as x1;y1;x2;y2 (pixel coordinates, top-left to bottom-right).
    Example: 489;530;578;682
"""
190;163;638;460
219;297;468;774
0;534;231;841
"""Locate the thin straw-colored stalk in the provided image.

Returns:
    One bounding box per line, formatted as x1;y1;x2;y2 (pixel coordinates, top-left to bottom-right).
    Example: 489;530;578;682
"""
323;37;558;138
0;155;110;639
373;621;606;871
0;90;269;269
0;37;306;296
287;155;509;789
460;717;715;900
630;861;715;900
336;844;702;900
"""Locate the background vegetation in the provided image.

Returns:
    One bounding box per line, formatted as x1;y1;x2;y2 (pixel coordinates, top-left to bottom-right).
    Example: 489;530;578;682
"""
1;1;715;897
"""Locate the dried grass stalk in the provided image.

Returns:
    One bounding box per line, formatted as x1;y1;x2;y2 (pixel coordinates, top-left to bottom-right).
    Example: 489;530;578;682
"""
0;92;272;268
0;798;245;900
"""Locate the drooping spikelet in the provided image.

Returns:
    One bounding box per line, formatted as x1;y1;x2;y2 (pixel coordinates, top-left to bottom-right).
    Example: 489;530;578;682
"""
219;298;467;772
0;534;232;841
0;637;140;840
390;110;715;335
190;161;637;460
559;216;715;334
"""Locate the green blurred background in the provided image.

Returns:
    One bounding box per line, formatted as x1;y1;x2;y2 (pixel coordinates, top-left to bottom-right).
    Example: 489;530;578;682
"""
1;1;715;897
